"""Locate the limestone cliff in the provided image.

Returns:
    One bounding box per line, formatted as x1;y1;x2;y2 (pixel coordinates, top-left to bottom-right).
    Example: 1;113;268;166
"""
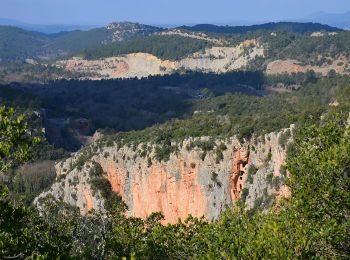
35;127;292;223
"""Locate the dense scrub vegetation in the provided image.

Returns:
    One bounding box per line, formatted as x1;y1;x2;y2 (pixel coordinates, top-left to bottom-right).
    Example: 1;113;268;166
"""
2;71;348;154
48;22;163;54
1;107;349;258
81;35;212;60
99;75;350;162
0;87;67;204
0;26;48;60
1;71;262;150
261;31;350;65
80;25;350;65
0;85;66;160
0;61;88;84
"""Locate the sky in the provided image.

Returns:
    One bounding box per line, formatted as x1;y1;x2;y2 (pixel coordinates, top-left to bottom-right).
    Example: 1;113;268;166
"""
1;0;350;26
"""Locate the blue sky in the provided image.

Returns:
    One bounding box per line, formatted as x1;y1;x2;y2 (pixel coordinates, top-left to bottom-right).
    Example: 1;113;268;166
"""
2;0;350;25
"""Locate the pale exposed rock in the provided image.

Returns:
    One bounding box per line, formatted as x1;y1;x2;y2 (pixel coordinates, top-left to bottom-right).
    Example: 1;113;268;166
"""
311;32;325;37
156;29;228;45
36;161;105;215
59;53;176;79
329;100;339;107
311;31;338;37
266;59;349;76
179;40;264;73
25;58;38;65
244;127;293;210
58;40;264;79
328;32;338;36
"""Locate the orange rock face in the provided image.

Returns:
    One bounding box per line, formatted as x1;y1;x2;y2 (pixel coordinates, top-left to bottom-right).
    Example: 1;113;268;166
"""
38;132;292;223
99;160;126;199
83;190;94;213
90;134;291;223
132;163;205;224
99;158;206;224
230;148;249;201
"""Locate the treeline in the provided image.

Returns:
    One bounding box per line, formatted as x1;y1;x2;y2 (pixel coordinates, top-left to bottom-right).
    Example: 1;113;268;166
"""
81;35;212;60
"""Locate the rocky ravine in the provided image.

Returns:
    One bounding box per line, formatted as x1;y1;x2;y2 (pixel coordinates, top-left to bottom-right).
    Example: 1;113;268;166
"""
36;127;292;224
57;39;264;79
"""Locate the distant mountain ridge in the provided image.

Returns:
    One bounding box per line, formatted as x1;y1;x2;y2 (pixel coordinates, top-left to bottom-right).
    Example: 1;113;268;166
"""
0;21;344;61
179;22;342;34
0;18;97;34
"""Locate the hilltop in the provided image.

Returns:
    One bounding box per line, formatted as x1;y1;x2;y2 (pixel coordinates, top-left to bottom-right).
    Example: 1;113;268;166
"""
1;21;349;84
0;22;163;60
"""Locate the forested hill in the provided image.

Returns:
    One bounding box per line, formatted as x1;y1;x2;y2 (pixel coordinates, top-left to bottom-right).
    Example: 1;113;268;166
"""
80;34;212;60
179;22;343;34
0;21;344;61
0;26;49;60
0;22;163;60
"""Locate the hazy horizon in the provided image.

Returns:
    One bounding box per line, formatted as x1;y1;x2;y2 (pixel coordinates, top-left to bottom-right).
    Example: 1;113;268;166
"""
1;0;350;26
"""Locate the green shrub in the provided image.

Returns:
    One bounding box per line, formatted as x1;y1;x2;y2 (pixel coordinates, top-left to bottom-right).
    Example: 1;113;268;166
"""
89;162;104;177
272;176;281;190
241;188;249;203
266;172;274;185
278;129;291;148
247;165;258;184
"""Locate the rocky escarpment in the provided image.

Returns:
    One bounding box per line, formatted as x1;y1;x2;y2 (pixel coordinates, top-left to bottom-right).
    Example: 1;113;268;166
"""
104;22;163;43
36;127;293;223
61;53;176;79
57;40;264;79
